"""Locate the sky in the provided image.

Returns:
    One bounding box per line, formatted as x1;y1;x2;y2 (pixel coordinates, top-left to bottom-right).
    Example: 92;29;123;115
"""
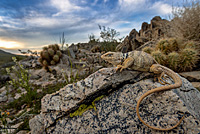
0;0;186;54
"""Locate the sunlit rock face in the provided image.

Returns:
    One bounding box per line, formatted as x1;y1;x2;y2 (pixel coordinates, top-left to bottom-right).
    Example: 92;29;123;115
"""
29;68;200;134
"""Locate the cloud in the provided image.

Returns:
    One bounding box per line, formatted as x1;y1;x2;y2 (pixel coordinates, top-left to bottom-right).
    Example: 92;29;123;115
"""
118;0;146;12
50;0;85;16
150;1;172;15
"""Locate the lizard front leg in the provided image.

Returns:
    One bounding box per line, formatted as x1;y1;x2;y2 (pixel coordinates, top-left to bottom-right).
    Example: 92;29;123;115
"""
116;57;134;72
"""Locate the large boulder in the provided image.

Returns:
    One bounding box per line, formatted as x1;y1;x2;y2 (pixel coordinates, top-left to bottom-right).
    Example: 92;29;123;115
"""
29;68;200;134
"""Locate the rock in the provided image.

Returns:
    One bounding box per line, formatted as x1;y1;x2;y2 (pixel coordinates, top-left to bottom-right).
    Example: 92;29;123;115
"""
14;93;21;100
0;75;10;84
116;16;170;52
93;66;103;72
180;71;200;82
90;45;101;53
7;95;14;103
191;82;200;90
9;122;24;134
30;68;200;133
20;61;32;69
60;54;73;66
0;95;7;102
69;48;76;59
0;90;7;97
136;40;156;51
0;86;6;92
16;130;28;134
68;43;79;53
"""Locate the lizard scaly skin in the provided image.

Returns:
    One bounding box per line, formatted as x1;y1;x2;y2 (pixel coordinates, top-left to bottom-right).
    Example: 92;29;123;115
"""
101;51;184;131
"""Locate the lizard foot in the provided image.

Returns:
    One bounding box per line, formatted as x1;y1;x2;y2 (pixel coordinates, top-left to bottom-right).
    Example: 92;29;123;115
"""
157;72;170;85
116;65;125;72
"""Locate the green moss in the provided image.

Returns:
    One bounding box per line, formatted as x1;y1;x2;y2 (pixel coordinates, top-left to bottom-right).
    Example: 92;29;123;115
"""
70;95;104;117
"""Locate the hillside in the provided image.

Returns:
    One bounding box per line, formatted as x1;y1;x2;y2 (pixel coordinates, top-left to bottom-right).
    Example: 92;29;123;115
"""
0;49;25;66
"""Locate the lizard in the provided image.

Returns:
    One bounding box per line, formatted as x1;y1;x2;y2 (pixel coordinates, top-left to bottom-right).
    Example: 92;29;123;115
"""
101;51;185;131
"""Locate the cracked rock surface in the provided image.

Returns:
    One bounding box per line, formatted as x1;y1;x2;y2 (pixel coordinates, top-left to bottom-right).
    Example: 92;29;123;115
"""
29;68;200;134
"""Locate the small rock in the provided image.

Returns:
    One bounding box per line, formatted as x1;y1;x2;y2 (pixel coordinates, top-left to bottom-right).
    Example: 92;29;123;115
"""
69;48;76;59
0;86;6;92
0;90;7;97
191;82;200;90
7;95;14;103
0;96;7;102
17;130;28;134
180;71;200;82
14;93;21;99
37;89;43;93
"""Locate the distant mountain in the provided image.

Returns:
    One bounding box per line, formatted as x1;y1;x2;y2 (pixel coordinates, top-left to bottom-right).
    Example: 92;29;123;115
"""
0;49;25;66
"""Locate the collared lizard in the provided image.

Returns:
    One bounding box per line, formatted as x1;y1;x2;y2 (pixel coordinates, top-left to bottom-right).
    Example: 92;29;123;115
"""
101;51;184;131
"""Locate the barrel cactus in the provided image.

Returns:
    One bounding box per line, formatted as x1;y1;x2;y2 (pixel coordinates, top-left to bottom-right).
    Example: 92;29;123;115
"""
39;44;62;71
151;50;167;65
168;52;180;71
142;38;199;72
179;48;199;71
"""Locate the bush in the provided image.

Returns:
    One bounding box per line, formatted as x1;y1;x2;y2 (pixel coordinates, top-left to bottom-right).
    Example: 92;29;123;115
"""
170;0;200;41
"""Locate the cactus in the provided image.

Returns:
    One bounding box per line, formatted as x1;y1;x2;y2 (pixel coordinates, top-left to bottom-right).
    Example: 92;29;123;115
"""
42;46;48;50
42;50;50;61
55;44;60;50
179;48;199;71
143;38;199;72
38;57;43;65
48;48;55;56
56;50;62;57
53;55;59;62
184;41;196;49
42;60;48;67
142;47;153;54
156;39;171;54
151;50;167;65
168;38;179;52
168;52;180;71
39;44;62;71
50;60;56;65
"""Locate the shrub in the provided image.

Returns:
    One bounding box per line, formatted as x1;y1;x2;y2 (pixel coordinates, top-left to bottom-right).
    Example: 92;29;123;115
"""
170;0;200;41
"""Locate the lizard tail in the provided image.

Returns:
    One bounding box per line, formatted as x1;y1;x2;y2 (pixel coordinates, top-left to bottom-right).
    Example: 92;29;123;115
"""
136;85;184;131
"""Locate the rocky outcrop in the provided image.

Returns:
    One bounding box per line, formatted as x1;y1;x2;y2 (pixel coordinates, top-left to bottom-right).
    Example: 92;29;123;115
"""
29;68;200;133
116;16;170;52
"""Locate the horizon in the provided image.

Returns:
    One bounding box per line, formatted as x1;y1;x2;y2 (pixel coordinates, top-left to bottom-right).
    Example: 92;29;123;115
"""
0;0;191;54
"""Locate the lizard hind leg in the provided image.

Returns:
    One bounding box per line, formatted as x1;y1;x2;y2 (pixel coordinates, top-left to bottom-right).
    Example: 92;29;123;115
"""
157;72;170;85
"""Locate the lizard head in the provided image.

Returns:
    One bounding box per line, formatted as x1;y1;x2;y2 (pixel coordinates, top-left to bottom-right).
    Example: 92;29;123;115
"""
150;64;163;74
101;52;122;66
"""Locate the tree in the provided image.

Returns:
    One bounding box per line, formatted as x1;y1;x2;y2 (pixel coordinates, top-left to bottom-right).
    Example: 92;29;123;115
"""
98;25;120;42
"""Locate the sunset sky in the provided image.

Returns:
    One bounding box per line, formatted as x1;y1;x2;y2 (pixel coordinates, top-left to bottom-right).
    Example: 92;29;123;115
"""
0;0;186;54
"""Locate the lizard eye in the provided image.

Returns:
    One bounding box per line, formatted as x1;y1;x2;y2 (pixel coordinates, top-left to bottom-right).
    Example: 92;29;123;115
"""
107;54;113;57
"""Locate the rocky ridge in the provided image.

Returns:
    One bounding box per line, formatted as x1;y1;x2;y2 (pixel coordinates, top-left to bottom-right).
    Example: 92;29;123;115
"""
116;16;170;52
